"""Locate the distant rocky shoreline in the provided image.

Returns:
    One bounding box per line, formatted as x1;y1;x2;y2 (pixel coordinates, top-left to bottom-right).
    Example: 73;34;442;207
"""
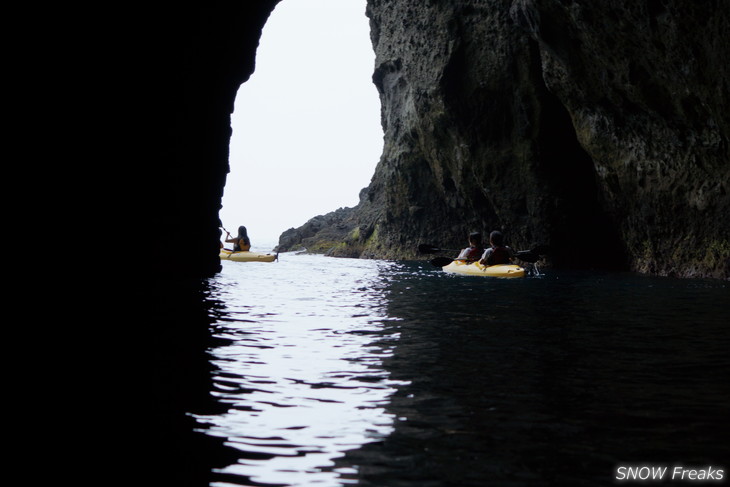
275;188;373;258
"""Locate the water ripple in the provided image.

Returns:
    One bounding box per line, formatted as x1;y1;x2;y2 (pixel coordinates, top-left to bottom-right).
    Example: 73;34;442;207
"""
196;254;730;486
197;254;406;486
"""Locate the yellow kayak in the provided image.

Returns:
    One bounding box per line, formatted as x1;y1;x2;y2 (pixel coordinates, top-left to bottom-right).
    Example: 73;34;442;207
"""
442;260;525;278
219;249;277;262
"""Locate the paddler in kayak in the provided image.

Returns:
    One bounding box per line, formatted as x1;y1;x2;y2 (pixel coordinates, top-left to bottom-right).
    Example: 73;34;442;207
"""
479;230;514;265
225;225;252;252
455;232;485;263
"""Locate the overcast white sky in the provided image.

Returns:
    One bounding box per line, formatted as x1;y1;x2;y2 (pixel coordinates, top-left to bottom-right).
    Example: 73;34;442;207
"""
220;0;383;248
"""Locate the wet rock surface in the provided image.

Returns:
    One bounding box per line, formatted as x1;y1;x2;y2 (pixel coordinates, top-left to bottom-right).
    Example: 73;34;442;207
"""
286;0;728;278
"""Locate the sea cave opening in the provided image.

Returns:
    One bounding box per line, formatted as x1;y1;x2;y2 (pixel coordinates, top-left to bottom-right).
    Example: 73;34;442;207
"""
220;0;383;249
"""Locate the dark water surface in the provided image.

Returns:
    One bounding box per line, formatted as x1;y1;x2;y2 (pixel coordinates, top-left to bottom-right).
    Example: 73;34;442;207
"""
185;252;728;486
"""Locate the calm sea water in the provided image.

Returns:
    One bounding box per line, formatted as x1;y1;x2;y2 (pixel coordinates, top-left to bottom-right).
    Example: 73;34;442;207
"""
183;249;729;486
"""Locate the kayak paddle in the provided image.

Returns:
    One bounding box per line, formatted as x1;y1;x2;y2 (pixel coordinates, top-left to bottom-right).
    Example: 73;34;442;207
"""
513;245;551;263
429;245;550;267
430;256;460;267
418;243;460;254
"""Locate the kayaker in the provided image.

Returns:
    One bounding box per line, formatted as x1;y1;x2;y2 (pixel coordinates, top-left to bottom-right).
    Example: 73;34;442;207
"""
456;232;485;262
225;225;252;252
479;230;513;265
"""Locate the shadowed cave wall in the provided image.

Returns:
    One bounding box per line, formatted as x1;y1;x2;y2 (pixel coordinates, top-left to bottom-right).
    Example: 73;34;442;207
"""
280;0;729;278
129;0;728;281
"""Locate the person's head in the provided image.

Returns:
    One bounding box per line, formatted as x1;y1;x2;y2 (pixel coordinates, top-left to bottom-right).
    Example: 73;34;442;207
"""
238;226;248;238
469;232;482;247
490;230;504;247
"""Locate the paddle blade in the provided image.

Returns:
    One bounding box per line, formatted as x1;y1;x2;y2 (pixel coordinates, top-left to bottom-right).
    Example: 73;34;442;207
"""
430;257;455;267
418;244;442;254
515;250;539;263
531;245;550;256
515;245;550;263
419;244;461;254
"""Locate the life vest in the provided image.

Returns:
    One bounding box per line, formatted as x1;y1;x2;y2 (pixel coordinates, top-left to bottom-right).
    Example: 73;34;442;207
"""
486;246;511;265
464;246;484;262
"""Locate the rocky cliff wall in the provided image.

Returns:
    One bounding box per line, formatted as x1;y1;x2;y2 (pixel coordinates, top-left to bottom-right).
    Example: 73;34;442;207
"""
107;1;728;279
284;0;728;278
511;0;729;277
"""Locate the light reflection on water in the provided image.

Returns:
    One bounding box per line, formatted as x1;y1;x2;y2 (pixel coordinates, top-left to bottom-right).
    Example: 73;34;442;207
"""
198;253;409;486
198;251;730;487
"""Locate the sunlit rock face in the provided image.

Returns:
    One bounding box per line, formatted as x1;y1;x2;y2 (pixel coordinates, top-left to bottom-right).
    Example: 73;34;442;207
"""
286;0;728;278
